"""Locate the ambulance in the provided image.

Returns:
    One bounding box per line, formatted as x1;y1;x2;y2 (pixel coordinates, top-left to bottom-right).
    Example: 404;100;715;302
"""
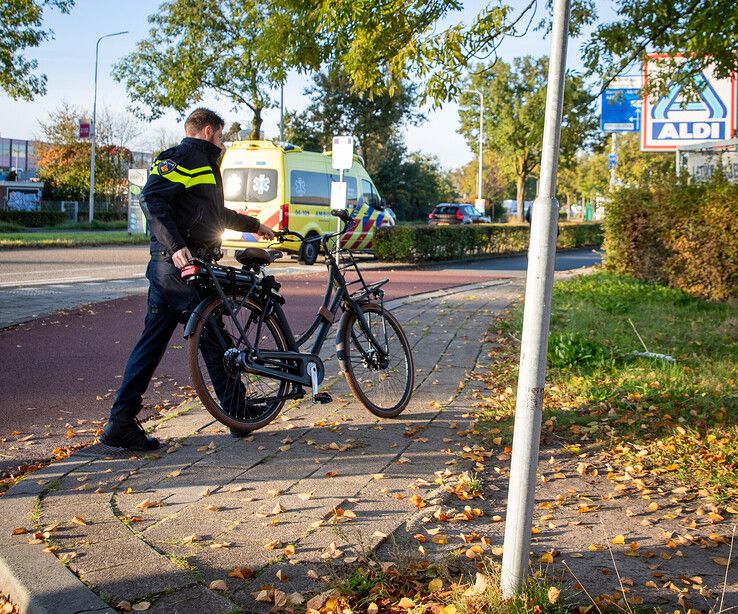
220;140;391;264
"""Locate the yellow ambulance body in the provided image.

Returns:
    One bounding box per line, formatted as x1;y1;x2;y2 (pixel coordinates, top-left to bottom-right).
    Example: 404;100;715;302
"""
220;140;389;262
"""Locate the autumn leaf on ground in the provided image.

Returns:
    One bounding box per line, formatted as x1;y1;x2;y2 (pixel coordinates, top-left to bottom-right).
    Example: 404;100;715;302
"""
548;586;561;604
611;534;626;545
229;566;254;579
135;498;162;510
209;579;227;591
131;602;150;612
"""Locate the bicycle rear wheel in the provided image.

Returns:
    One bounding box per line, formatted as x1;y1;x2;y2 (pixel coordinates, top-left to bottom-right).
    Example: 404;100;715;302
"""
188;296;290;432
338;302;414;418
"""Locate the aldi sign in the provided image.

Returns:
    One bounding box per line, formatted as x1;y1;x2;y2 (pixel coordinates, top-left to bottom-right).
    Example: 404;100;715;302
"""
642;55;736;150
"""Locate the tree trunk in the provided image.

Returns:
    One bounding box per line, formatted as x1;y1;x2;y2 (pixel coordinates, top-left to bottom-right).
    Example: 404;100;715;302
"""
250;107;263;140
516;175;526;223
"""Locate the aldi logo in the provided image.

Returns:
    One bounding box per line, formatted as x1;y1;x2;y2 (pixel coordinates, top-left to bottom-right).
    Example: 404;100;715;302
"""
642;55;736;150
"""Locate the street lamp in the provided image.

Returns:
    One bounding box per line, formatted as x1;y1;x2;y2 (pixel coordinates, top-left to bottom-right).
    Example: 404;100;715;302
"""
89;30;127;224
467;89;484;209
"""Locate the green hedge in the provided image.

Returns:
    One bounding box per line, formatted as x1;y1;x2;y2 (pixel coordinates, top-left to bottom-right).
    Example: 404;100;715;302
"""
604;180;738;302
374;222;603;262
0;210;66;227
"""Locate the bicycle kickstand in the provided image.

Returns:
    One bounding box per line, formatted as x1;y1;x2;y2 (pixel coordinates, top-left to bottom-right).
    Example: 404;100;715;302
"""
307;361;332;404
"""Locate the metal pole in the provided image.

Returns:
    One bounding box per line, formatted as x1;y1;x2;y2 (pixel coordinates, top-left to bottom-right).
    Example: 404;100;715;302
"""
89;31;127;225
476;90;484;201
609;132;618;191
500;0;571;598
280;83;285;141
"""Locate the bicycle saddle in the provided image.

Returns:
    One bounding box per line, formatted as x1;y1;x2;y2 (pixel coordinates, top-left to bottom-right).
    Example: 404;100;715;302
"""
234;248;283;266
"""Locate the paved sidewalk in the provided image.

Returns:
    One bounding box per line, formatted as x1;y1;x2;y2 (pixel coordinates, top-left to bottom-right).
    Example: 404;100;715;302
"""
0;279;523;613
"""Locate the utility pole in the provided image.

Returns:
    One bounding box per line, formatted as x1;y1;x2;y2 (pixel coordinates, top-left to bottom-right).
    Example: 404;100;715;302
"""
280;83;285;142
89;31;127;224
500;0;571;597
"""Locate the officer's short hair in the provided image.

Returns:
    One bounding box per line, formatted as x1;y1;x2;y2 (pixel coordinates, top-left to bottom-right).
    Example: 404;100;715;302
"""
185;108;225;135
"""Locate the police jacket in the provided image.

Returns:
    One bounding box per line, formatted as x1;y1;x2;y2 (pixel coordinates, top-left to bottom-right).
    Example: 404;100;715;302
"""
142;137;260;255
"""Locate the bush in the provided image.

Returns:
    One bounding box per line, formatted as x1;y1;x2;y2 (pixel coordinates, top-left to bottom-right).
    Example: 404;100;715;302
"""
604;179;738;301
0;210;65;227
0;221;25;233
374;222;603;262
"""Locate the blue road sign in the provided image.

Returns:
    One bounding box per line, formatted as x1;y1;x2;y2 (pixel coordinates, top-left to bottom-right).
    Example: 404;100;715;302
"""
608;154;617;169
600;88;641;132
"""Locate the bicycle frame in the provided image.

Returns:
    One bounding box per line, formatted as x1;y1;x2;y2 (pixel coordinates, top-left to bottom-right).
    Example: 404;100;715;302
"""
183;214;391;398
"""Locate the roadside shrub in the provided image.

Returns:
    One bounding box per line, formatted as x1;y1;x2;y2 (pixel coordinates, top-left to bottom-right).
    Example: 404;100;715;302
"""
604;179;738;301
0;210;65;227
374;222;602;262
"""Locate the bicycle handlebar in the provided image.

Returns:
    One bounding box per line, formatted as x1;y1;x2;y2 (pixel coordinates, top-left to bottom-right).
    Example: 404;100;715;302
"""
274;210;357;247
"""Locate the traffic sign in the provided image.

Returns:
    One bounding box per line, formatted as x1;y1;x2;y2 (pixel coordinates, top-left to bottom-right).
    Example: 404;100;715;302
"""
608;153;617;169
601;88;641;132
78;120;90;139
642;55;737;151
331;136;354;170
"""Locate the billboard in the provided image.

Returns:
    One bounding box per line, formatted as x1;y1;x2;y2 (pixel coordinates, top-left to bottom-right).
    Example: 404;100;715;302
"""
642;55;736;151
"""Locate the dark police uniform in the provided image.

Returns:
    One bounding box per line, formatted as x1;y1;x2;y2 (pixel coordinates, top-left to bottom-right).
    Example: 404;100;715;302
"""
106;137;260;428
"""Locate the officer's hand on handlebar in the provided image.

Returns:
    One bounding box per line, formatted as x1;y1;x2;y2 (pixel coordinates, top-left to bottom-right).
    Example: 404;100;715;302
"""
172;246;193;269
258;223;275;240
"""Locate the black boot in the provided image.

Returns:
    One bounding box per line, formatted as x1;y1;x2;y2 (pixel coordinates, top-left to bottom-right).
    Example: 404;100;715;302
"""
100;418;160;451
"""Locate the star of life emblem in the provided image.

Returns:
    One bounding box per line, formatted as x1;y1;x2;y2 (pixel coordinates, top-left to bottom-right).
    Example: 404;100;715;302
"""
252;173;271;195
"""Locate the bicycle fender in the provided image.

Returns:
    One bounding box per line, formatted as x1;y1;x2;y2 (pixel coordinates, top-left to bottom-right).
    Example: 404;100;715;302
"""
335;310;351;362
183;297;214;339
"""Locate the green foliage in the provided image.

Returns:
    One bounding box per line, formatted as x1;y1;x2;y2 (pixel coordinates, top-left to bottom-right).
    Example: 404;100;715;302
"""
284;71;422;171
583;0;738;98
0;0;74;100
35;103;132;203
113;0;286;137
604;178;738;301
614;132;676;187
0;221;25;233
458;57;598;222
371;139;456;221
0;210;65;227
374;222;602;262
547;332;610;369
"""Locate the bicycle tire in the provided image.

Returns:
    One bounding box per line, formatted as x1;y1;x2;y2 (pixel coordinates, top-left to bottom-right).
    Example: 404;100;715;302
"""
338;302;414;418
188;296;290;432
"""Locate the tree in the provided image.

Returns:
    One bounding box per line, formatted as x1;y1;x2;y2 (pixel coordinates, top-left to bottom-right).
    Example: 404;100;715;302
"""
449;152;515;219
113;0;288;138
0;0;74;100
613;132;675;187
274;1;736;107
458;56;598;222
283;71;422;172
371;138;456;221
582;0;738;98
36;103;134;204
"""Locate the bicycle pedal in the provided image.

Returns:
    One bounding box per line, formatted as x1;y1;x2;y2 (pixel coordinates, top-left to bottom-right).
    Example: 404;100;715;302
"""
313;392;332;404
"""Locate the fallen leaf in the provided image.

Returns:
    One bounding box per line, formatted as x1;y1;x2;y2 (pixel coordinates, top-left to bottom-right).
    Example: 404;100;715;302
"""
611;534;626;545
135;498;162;510
398;597;415;609
712;557;731;566
548;586;561;604
429;578;443;592
463;572;490;597
229;566;254;579
209;579;228;591
297;491;314;501
540;552;554;564
116;601;132;612
131;602;150;612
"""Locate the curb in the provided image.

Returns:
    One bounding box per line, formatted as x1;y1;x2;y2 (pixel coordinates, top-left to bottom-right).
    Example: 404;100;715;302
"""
0;458;114;614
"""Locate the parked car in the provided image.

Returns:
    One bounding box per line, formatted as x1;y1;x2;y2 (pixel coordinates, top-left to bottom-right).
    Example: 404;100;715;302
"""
428;203;491;225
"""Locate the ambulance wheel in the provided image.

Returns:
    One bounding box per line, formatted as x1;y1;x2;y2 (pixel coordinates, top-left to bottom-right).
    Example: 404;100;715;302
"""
300;234;320;265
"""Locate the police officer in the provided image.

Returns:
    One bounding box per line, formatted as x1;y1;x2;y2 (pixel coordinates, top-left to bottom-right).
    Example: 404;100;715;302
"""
100;108;274;451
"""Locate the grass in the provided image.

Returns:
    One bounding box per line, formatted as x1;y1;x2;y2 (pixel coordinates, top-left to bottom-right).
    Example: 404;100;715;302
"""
479;271;738;502
48;219;128;231
0;230;148;249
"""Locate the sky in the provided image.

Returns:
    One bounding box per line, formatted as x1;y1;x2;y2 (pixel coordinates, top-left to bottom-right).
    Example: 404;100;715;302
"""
0;0;613;170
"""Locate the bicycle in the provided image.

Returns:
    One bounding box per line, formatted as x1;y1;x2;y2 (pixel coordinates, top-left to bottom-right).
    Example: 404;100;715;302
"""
180;209;415;434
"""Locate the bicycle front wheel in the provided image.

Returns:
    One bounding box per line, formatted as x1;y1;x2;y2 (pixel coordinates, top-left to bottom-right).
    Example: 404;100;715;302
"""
188;296;290;432
338;302;414;418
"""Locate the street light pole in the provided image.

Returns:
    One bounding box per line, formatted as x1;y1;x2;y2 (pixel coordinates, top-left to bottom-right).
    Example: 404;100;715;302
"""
467;89;484;202
89;30;127;224
500;0;571;597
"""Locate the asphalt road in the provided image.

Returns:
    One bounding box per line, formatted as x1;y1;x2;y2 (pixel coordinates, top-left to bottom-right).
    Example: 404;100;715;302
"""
0;247;602;473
